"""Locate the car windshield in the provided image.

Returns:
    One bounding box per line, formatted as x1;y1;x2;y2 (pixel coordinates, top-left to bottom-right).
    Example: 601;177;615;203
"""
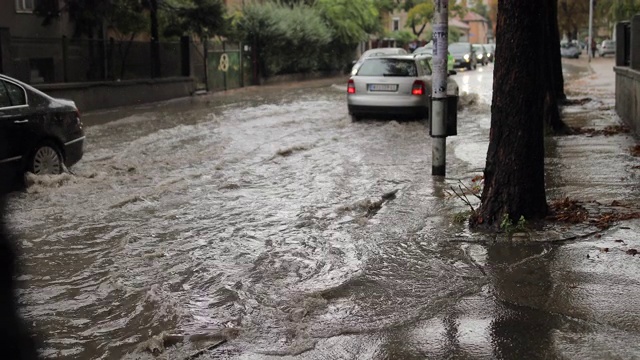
357;58;417;77
472;45;483;51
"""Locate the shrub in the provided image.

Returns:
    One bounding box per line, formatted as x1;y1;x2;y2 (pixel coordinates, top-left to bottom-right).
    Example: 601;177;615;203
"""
233;2;331;76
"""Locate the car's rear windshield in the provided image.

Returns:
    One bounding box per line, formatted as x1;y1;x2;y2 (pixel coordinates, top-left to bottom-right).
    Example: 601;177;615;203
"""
357;58;417;77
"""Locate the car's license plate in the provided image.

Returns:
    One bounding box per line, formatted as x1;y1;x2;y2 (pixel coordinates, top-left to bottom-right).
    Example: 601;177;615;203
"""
369;84;397;92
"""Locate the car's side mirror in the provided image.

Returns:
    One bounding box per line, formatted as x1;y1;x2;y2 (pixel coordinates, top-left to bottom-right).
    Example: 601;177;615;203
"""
448;70;457;76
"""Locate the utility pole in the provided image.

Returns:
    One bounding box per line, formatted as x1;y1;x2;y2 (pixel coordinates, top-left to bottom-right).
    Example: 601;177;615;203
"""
431;0;449;176
588;0;594;62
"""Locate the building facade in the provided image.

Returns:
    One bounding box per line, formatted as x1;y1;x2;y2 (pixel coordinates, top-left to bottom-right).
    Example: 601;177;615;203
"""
0;1;76;82
463;11;490;44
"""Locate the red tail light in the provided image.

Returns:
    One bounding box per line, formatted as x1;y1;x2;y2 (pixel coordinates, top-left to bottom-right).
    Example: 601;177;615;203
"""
347;79;356;94
412;80;425;96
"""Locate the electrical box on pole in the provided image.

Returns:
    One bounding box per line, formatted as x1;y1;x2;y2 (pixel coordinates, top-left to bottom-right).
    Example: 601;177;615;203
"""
431;0;449;176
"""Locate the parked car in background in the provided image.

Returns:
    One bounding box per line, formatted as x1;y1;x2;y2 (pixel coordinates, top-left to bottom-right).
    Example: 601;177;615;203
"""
346;54;458;122
350;48;408;76
413;43;433;56
0;74;84;184
598;40;616;57
560;42;580;59
472;44;488;66
484;43;495;62
448;42;477;70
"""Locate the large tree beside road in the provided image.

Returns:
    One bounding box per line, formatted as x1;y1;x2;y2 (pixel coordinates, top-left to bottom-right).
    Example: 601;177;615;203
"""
544;0;569;133
471;1;550;229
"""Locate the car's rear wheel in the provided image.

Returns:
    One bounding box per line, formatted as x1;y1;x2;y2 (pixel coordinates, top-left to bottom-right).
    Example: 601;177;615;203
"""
29;142;63;175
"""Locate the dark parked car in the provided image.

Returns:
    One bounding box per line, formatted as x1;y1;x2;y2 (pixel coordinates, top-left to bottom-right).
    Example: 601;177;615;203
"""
472;44;489;66
448;42;477;70
0;74;84;184
483;43;495;62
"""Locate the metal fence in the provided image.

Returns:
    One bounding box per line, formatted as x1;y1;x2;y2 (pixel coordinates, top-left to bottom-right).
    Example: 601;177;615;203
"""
206;41;251;91
3;35;255;94
8;36;185;84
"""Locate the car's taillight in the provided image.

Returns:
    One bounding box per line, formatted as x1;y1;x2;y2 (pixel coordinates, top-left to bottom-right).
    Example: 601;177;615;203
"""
347;79;356;94
412;80;426;96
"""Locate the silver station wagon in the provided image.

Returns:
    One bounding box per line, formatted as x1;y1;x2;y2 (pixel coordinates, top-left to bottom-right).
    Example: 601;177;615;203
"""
347;54;458;122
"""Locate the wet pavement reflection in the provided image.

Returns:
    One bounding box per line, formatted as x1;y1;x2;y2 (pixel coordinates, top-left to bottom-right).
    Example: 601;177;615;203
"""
7;59;640;359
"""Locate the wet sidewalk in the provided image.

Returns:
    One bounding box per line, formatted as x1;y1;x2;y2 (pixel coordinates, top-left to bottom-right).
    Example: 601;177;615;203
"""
503;55;640;358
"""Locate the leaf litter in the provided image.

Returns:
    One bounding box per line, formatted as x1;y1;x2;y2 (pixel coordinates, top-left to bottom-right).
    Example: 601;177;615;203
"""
548;197;640;230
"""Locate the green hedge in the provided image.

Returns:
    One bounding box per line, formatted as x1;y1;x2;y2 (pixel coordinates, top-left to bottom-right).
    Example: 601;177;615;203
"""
233;2;331;76
232;0;379;77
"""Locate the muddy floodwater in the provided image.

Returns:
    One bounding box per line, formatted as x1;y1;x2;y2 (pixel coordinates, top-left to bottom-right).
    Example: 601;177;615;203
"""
7;60;640;359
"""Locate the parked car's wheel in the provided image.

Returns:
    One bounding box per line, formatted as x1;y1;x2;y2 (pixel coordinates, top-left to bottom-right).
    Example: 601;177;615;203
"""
350;114;361;122
29;142;63;175
467;62;473;70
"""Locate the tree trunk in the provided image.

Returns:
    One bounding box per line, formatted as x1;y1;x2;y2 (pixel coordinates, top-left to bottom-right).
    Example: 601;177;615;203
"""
548;0;566;101
543;0;570;134
471;1;548;229
412;23;426;37
148;0;161;78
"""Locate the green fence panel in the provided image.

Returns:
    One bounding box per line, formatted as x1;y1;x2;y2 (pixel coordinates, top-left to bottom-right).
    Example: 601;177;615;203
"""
206;42;244;92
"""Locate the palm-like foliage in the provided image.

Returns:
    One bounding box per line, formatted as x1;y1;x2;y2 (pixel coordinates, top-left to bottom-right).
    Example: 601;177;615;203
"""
234;2;332;76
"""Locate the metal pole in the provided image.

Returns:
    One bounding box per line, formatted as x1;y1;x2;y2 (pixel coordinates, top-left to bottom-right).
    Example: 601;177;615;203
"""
431;0;448;176
588;0;594;62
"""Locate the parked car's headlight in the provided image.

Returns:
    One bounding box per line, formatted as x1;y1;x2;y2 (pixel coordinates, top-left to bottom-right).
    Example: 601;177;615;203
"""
477;54;483;59
464;54;470;61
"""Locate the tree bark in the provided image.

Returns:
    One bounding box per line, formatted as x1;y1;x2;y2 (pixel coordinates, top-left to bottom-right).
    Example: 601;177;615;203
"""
471;1;548;229
548;0;566;101
148;0;161;78
543;0;570;134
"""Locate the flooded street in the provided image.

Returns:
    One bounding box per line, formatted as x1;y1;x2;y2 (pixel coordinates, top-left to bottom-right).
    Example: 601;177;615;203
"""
7;59;640;359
